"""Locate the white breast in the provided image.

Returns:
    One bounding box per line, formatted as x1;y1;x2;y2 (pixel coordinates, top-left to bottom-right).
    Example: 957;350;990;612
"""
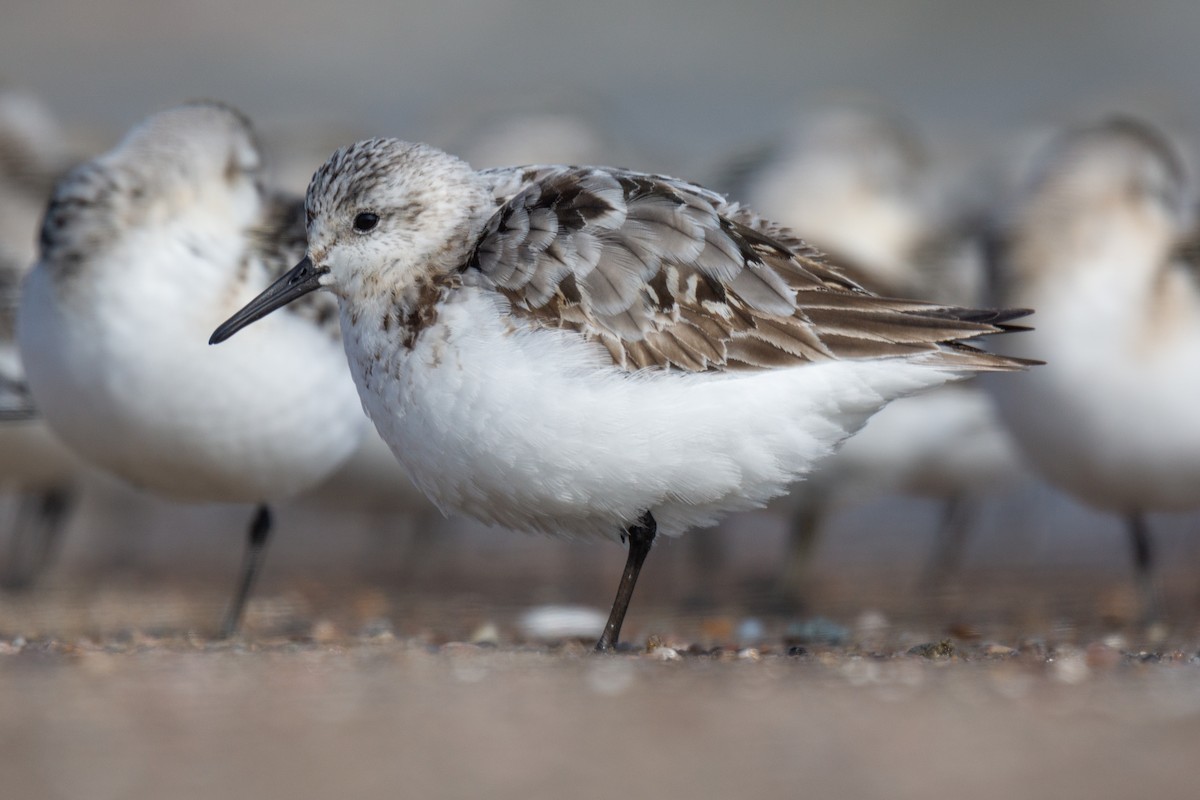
18;227;366;504
993;244;1200;512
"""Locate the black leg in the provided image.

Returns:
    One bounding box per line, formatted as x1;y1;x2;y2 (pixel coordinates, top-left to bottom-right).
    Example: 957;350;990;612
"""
219;505;272;639
2;487;75;592
595;511;657;652
1126;510;1160;623
772;491;825;614
920;492;977;591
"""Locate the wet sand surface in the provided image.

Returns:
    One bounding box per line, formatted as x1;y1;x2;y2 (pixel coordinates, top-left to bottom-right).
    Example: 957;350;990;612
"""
2;561;1198;800
3;636;1198;800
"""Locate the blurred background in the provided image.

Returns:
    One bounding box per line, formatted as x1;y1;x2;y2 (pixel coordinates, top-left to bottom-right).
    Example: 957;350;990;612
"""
2;3;1200;799
8;0;1200;170
2;0;1197;612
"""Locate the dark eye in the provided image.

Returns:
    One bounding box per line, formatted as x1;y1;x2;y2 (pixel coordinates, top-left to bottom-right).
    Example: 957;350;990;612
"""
353;212;379;233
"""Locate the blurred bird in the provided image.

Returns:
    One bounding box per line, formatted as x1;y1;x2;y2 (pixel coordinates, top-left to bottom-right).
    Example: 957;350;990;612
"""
17;103;368;634
719;105;1025;607
211;136;1036;650
454;110;616;172
434;92;642;173
989;115;1200;618
0;89;86;589
1;257;81;590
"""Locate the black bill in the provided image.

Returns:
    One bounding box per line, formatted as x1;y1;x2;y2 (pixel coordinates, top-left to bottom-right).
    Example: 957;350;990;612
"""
209;256;328;344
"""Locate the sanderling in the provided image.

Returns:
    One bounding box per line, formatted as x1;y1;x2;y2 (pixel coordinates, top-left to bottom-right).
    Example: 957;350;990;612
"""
990;115;1200;616
727;105;1024;602
725;105;934;295
728;104;991;304
2;251;80;584
0;89;85;588
212;138;1035;650
18;102;367;633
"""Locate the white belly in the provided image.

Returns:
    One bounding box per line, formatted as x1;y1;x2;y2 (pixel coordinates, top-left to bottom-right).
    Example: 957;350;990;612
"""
345;287;968;541
994;272;1200;512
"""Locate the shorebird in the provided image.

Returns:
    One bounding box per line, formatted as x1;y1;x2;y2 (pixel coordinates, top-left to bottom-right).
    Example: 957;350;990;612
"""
726;105;1024;603
989;115;1200;618
212;138;1035;650
0;89;85;589
18;103;367;634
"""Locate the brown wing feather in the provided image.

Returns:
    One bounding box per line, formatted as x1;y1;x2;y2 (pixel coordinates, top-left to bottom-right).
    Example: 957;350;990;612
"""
467;167;1035;373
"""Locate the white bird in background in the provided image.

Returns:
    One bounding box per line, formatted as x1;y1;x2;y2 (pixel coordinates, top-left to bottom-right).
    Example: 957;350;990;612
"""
990;115;1200;617
17;103;367;635
212;137;1035;650
453;110;616;172
722;104;1025;605
0;89;80;272
728;105;944;297
0;89;86;589
433;91;641;173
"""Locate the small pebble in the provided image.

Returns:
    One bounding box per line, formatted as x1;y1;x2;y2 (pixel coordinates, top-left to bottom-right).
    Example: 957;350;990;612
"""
1052;650;1090;684
647;645;681;661
980;643;1017;658
469;622;501;646
907;640;956;659
737;647;761;661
